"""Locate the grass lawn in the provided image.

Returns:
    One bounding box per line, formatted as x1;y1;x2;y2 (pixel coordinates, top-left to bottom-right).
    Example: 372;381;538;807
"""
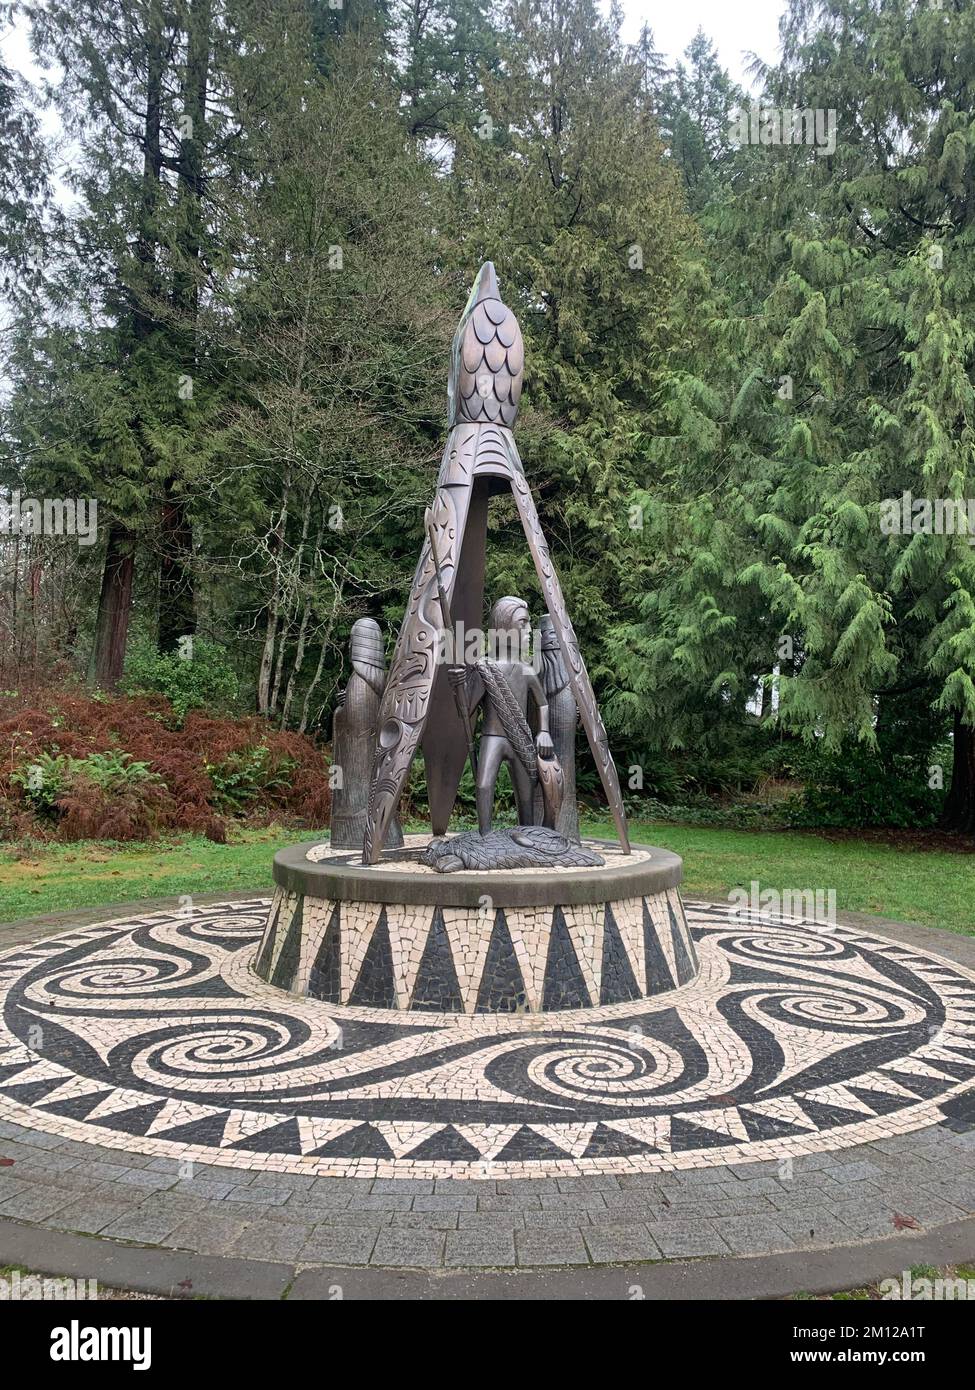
0;819;972;934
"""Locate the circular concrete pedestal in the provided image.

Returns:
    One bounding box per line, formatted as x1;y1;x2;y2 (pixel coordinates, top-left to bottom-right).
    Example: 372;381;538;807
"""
253;836;698;1013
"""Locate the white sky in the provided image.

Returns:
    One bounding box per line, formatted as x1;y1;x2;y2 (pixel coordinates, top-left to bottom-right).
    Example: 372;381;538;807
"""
619;0;786;88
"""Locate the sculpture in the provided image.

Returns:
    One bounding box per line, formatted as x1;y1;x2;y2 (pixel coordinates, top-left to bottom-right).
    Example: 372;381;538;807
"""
360;262;630;865
447;595;559;833
330;618;403;850
263;263;693;1014
533;613;580;841
420;826;603;873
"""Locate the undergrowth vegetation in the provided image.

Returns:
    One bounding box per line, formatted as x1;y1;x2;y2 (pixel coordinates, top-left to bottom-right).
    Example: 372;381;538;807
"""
0;689;330;844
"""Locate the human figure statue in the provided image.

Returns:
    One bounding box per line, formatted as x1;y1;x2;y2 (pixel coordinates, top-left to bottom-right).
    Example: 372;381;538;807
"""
331;619;403;850
533;613;580;841
448;596;562;833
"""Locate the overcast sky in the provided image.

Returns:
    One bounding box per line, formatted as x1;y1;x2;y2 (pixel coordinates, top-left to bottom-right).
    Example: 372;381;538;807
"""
620;0;786;87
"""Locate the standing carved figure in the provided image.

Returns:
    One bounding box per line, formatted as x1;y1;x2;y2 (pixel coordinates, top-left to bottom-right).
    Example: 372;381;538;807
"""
533;613;580;840
331;619;403;851
448;596;563;833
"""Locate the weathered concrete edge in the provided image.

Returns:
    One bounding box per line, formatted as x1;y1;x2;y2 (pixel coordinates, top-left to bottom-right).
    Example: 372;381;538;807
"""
271;843;684;908
2;1214;973;1302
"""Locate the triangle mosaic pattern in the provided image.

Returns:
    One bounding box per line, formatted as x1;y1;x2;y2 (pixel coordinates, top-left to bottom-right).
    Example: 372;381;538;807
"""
254;887;700;1011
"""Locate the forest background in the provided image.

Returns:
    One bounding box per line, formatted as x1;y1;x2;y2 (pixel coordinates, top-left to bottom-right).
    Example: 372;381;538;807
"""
1;0;974;850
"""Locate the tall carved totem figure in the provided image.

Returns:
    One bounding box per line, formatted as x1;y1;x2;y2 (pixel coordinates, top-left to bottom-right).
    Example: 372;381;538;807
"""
331;619;403;850
533;613;580;841
362;263;630;863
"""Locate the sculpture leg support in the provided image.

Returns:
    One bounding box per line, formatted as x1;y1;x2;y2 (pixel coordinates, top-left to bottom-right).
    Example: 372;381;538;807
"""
509;754;535;826
476;734;507;834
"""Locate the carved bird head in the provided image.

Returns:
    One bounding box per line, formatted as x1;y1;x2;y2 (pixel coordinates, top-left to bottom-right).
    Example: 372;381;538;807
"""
447;262;525;429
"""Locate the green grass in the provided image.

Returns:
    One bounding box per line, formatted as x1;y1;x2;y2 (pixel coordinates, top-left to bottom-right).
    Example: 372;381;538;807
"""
0;818;972;934
585;819;974;935
0;825;323;922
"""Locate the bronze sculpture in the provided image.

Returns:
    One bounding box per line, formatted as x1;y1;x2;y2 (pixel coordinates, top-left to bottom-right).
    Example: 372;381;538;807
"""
330;618;403;850
533;613;580;840
447;594;559;833
361;262;630;864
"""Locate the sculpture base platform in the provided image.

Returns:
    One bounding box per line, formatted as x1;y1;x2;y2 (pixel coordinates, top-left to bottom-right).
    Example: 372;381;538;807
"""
254;835;698;1013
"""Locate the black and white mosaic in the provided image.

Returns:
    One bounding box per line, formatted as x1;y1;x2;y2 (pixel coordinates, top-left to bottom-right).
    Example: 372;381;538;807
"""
1;900;974;1178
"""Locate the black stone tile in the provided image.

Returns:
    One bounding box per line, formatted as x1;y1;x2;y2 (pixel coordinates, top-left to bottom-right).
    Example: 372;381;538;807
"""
349;909;397;1009
308;905;342;1004
411;908;463;1013
542;908;589;1011
476;910;527;1013
599;904;640;1005
642;900;675;994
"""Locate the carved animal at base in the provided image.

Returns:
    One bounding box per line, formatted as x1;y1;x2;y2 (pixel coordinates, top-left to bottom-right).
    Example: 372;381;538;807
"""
419;826;604;873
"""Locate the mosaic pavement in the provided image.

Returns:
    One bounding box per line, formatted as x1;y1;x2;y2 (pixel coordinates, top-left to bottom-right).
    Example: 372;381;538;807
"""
2;899;975;1184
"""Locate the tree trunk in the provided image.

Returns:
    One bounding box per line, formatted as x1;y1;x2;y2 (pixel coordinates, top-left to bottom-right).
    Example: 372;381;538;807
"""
158;497;196;652
89;3;165;677
941;711;975;834
160;0;211;651
88;525;135;689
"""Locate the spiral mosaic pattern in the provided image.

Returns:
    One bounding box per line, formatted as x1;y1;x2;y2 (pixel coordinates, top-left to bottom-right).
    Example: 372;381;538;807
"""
1;900;974;1178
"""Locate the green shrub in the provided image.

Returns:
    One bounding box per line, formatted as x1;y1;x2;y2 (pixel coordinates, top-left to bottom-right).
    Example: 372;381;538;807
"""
10;750;72;819
792;745;943;830
205;744;298;815
121;638;239;724
11;749;169;838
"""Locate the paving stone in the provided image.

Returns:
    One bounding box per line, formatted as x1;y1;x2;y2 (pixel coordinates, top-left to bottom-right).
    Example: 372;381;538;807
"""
582;1224;662;1263
477;1193;543;1212
3;895;975;1276
390;1210;460;1230
169;1178;236;1201
373;1178;435;1195
554;1176;623;1194
540;1193;607;1211
412;1193;477;1212
305;1208;397;1228
99;1210;183;1244
709;1195;777;1217
311;1177;374;1199
772;1208;860;1247
456;1211;526;1232
648;1221;730;1258
516;1229;590;1266
110;1168;180;1192
710;1215;797;1255
229;1221;313;1261
48;1195;141;1236
370;1230;446;1268
280;1193;354;1217
298;1226;381;1265
222;1185;292;1206
494;1179;559;1194
445;1230;517;1266
165;1162;255;1186
0;1184;81;1221
522;1209;590;1230
828;1160;886;1183
830;1202;901;1239
347;1194;414;1212
68;1160;143;1183
0;1174;29;1202
166;1213;250;1255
